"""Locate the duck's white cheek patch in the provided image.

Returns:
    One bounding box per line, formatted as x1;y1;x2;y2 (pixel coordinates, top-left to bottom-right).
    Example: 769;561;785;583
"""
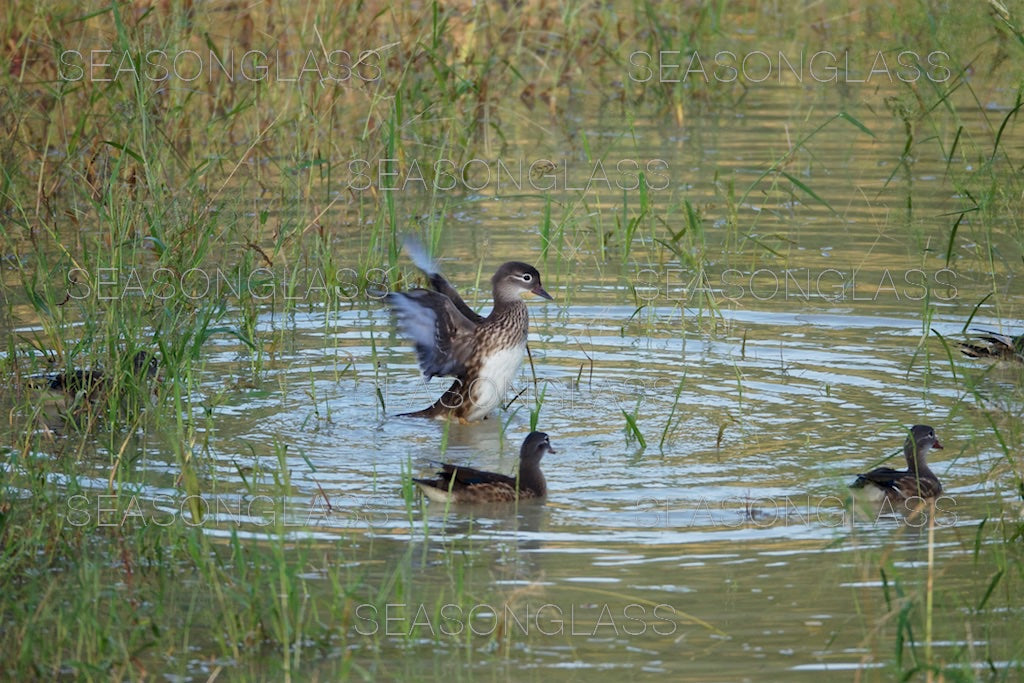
466;343;526;421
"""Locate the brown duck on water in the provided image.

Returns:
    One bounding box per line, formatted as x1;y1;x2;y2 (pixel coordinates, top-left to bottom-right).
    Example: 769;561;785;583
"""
959;329;1023;362
385;238;553;422
45;351;159;399
413;431;555;504
850;425;944;504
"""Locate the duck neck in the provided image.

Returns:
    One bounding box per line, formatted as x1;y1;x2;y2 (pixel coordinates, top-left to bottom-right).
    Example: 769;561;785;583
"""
904;445;935;479
486;297;529;338
517;459;546;495
490;290;526;317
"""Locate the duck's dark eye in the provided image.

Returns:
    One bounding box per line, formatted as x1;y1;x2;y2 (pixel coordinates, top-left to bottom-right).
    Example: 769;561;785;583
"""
522;273;532;282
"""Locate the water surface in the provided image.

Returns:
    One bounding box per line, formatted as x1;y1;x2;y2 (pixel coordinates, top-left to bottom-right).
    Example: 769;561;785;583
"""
15;76;1024;680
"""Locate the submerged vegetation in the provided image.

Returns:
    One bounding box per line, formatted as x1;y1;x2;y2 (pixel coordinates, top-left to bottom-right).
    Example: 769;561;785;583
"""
1;0;1023;679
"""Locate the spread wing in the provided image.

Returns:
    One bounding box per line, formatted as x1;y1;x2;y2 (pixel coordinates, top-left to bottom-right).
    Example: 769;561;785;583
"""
386;289;478;379
427;273;484;325
404;235;484;325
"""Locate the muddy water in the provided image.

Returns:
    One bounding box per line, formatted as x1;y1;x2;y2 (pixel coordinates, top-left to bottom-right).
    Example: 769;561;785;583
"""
26;74;1024;679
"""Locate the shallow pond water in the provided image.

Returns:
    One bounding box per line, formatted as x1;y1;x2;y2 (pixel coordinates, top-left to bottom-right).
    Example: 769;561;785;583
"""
12;74;1024;679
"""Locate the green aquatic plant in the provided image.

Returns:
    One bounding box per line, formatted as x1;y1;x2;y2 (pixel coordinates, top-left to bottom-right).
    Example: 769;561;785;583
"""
1;0;1023;678
622;400;647;451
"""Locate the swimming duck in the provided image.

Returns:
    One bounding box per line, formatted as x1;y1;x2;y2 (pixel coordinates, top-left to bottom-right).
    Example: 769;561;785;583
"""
413;431;554;503
959;329;1023;362
25;350;159;433
45;350;159;400
850;424;943;503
